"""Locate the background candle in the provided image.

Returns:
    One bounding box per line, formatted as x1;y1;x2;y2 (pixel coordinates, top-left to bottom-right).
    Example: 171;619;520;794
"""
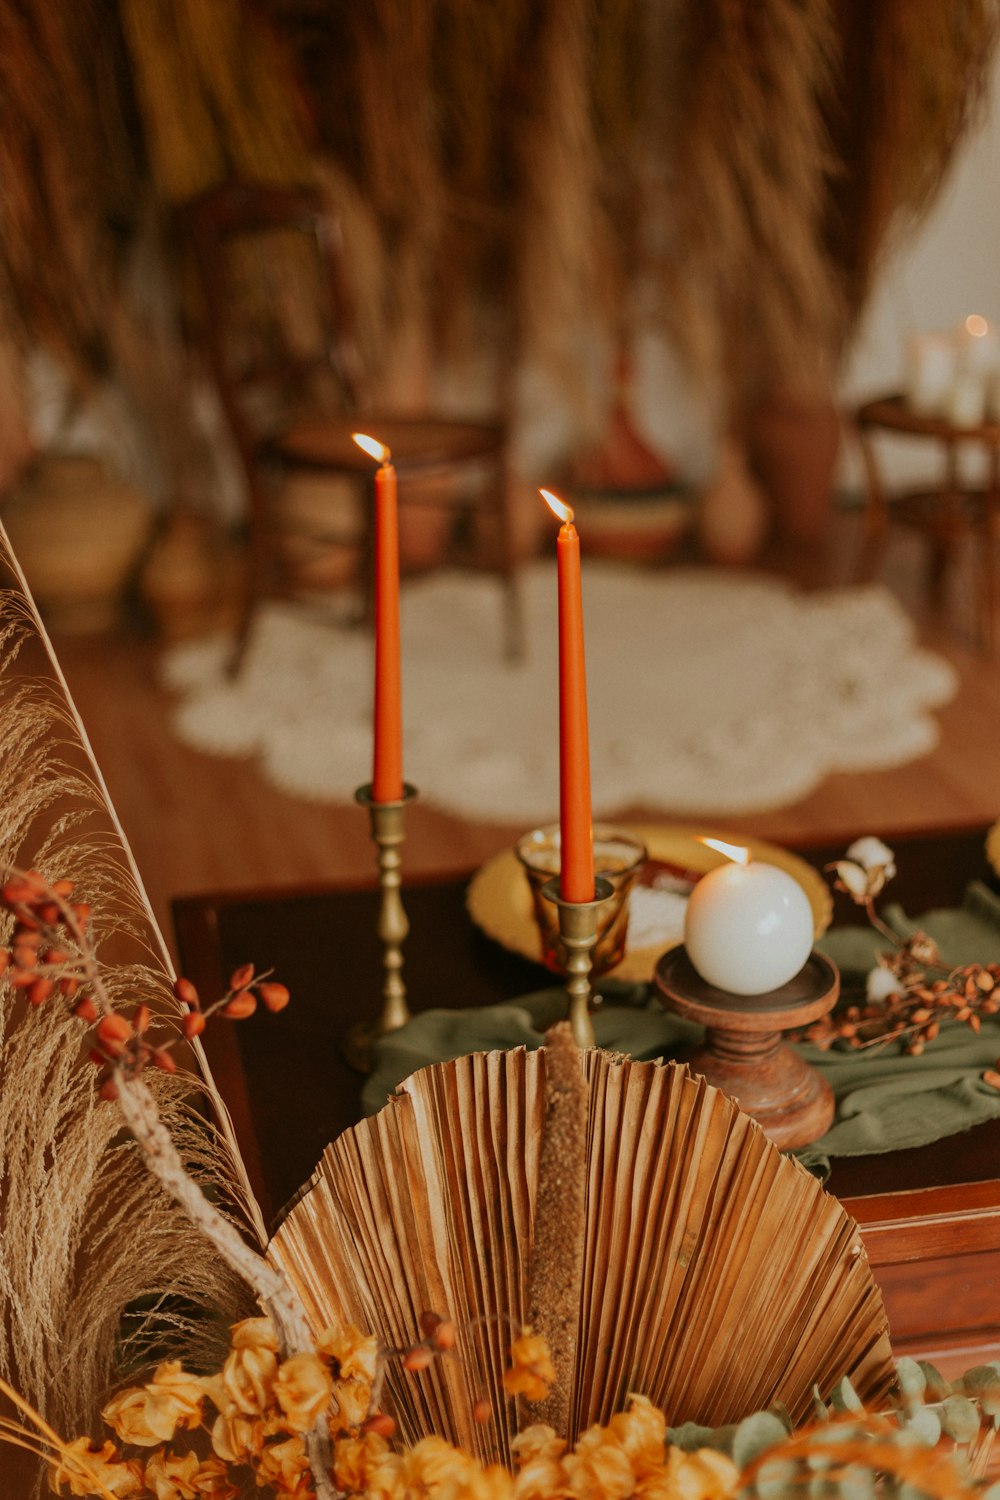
541;488;594;903
684;842;813;995
354;433;403;802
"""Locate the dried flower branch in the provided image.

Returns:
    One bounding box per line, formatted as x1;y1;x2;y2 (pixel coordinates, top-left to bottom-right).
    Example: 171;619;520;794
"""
0;862;341;1499
810;839;1000;1058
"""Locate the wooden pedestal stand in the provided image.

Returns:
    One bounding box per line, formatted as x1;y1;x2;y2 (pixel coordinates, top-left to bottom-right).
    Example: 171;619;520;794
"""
654;947;839;1150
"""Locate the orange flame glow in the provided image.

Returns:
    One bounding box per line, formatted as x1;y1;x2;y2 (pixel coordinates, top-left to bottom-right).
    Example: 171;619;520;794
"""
965;314;990;339
353;432;390;464
540;488;574;525
699;836;750;865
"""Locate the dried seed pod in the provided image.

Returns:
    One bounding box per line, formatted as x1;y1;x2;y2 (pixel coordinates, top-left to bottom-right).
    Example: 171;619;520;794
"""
402;1346;434;1372
222;990;257;1019
182;1010;206;1039
152;1048;177;1073
363;1413;396;1438
132;1004;151;1035
229;962;255;991
98;1076;119;1103
73;997;98;1023
174;977;200;1008
472;1399;492;1425
257;982;290;1013
26;978;53;1006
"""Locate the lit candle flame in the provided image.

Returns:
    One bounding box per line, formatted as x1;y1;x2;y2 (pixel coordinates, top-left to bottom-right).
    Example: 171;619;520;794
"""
965;314;990;339
353;432;390;464
699;836;750;865
540;488;574;525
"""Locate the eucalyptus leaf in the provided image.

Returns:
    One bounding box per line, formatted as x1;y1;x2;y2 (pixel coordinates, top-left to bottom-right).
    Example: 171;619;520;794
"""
940;1393;981;1444
830;1377;865;1415
895;1356;927;1404
960;1363;1000;1417
916;1361;951;1403
902;1406;942;1447
838;1462;877;1500
732;1412;791;1470
755;1456;799;1500
666;1420;732;1454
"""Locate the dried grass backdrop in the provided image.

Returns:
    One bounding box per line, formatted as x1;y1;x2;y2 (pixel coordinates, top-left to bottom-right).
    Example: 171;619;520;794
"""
0;1;995;501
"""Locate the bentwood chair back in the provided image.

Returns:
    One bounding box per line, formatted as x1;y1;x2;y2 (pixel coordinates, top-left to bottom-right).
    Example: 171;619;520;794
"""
181;180;522;669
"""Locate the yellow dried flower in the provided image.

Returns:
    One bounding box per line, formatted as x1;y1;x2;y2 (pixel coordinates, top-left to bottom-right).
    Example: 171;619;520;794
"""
220;1340;278;1416
51;1437;143;1497
331;1375;373;1432
503;1333;556;1403
609;1395;667;1480
562;1423;634;1498
659;1447;740;1500
273;1352;333;1433
101;1388;163;1449
210;1409;266;1466
143;1448;201;1499
333;1431;391;1492
229;1316;279;1352
317;1324;380;1383
257;1435;309;1489
143;1362;205;1444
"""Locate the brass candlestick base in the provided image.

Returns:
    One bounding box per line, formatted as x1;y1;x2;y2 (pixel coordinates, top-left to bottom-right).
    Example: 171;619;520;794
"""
542;876;615;1049
346;782;418;1071
654;946;839;1150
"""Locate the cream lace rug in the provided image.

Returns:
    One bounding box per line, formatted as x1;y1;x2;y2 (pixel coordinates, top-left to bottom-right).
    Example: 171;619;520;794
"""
162;563;958;820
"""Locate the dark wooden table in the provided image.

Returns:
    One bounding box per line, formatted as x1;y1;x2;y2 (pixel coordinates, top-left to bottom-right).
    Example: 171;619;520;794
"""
173;821;1000;1376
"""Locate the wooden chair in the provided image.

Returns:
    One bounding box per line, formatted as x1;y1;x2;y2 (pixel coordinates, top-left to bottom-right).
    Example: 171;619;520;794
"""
180;180;522;669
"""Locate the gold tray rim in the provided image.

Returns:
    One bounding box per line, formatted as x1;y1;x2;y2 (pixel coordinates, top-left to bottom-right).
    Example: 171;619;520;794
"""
466;823;834;984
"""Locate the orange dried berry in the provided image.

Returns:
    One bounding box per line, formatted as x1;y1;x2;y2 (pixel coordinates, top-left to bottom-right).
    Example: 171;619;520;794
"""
51;879;74;898
96;1014;133;1055
73;997;98;1023
9;968;35;989
26;978;53;1006
418;1312;443;1338
98;1077;119;1103
402;1346;434;1373
363;1413;396;1439
472;1400;492;1425
432;1321;456;1352
182;1010;206;1039
132;1004;151;1035
37;903;61;925
222;990;257;1019
59;977;79;999
71;903;91;930
173;977;200;1008
257;982;290;1013
229;963;255;991
41;947;70;966
2;872;45;906
13;928;42;949
152;1048;177;1073
13;946;40;970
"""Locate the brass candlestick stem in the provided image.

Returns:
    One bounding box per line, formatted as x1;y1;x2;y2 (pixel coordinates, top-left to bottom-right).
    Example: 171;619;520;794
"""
348;783;417;1068
542;876;614;1049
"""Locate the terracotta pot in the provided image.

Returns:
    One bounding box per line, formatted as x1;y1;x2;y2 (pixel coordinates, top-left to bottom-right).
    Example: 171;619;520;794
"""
746;391;842;545
2;454;153;631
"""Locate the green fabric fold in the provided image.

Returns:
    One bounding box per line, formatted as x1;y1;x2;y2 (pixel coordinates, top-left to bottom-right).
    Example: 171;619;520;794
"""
364;885;1000;1170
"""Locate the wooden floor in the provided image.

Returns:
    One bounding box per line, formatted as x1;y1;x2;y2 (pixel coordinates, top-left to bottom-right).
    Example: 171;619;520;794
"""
44;510;1000;961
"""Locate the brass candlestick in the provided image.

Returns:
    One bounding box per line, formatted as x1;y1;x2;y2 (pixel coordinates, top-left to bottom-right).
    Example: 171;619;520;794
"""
348;782;417;1069
542;876;614;1049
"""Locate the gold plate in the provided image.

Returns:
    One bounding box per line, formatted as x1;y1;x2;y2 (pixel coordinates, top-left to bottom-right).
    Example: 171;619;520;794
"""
466;824;834;983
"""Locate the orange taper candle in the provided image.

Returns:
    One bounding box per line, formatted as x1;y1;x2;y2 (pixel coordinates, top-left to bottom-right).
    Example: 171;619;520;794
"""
354;433;403;801
541;489;595;902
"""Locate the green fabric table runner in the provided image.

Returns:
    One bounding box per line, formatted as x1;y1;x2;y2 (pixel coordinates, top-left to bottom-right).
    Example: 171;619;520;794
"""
364;882;1000;1171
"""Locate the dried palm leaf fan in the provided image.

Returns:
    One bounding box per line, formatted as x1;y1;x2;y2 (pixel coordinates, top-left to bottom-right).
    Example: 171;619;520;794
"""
272;1029;894;1466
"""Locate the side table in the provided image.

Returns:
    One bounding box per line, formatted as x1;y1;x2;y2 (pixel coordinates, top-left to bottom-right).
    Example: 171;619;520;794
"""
854;393;1000;648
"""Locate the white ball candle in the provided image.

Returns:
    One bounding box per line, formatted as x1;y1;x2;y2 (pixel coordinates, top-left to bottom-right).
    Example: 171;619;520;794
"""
684;855;814;995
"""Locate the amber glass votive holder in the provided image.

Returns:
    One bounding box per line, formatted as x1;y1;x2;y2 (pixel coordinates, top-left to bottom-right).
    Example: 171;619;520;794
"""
515;823;647;976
